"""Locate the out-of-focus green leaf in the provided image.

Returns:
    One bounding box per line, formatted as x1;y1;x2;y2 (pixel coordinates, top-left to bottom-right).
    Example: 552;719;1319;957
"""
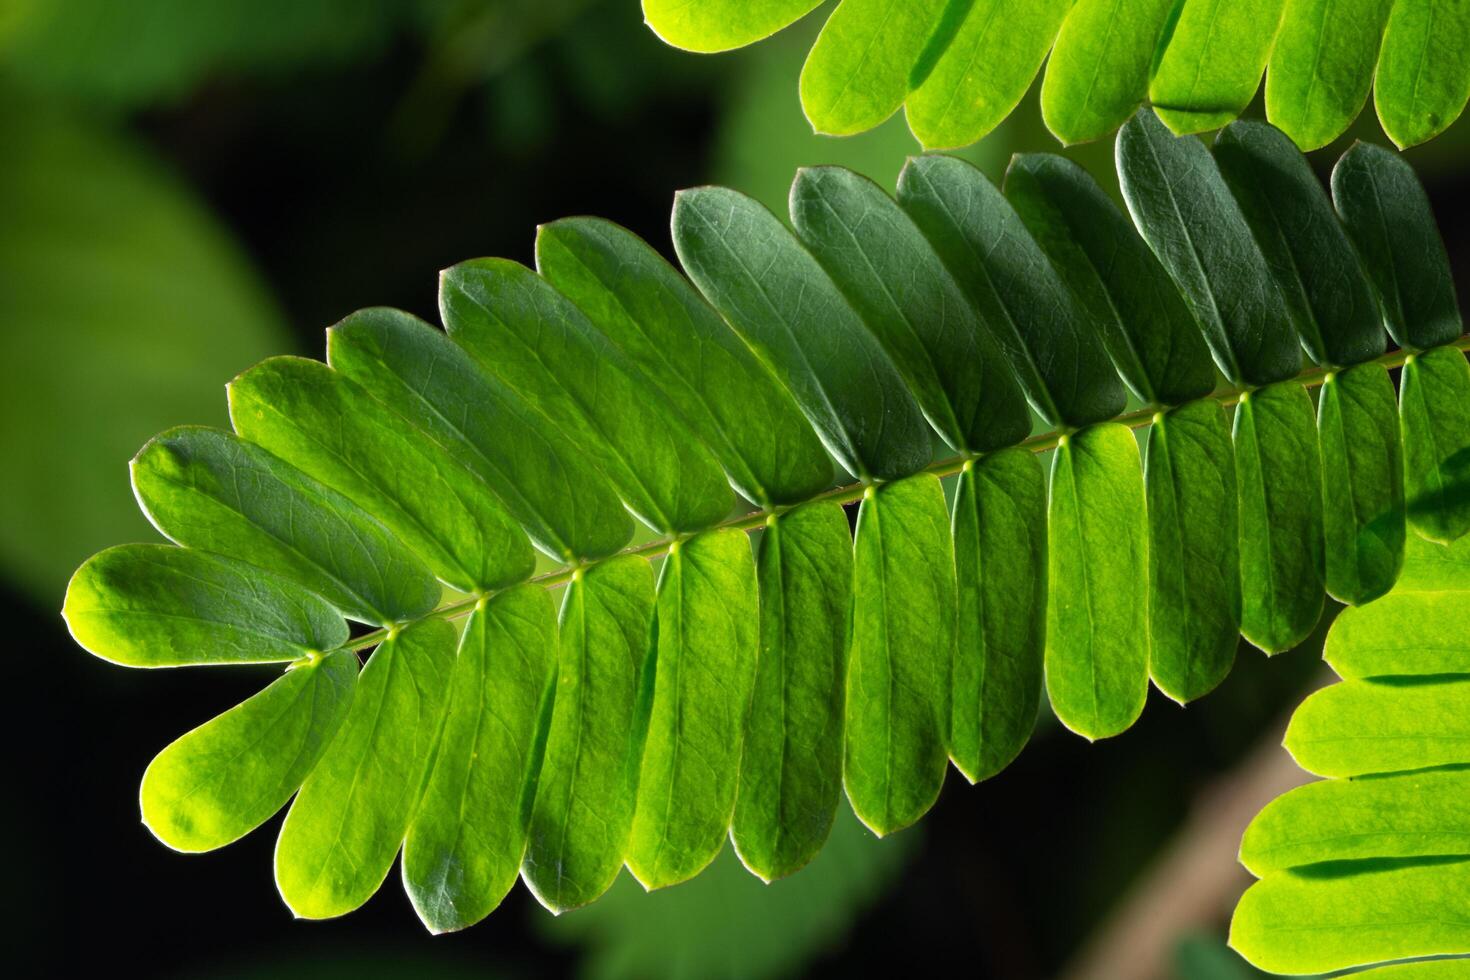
1145;399;1241;702
402;587;557;934
1374;0;1470;149
950;448;1047;782
141;650;357;852
846;473;953;835
799;0;945;136
1317;365;1405;605
733;502;852;882
1400;346;1470;543
130;427;441;626
671;185;930;481
535;217;832;507
1046;423;1149;739
0;92;286;601
628;529;758;890
1265;0;1390;151
523;556;656;913
276;618;456;919
63;544;348;668
1285;678;1470;777
1041;0;1176;146
1149;0;1287;134
788;165;1029;453
906;0;1070;150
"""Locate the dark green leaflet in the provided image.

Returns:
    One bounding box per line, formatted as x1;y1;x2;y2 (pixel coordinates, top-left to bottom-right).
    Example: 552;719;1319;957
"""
1233;383;1325;653
627;528;758;889
1040;0;1177;145
845;473;954;835
1117;109;1301;387
523;555;655;913
1003;151;1216;406
671;186;930;482
141;650;357;852
897;153;1125;429
1214;120;1384;369
1318;365;1405;604
1401;346;1470;543
1045;423;1149;739
1331;142;1463;353
130;426;439;626
950;448;1047;782
1149;0;1287;134
1144;400;1241;703
733;502;852;882
1241;768;1470;874
327;308;633;563
402;587;558;933
441;258;732;534
906;0;1072;150
535;217;832;509
1285;678;1470;777
1374;0;1470;148
275;618;456;919
1265;0;1391;151
229;356;535;594
788;165;1030;454
64;544;347;668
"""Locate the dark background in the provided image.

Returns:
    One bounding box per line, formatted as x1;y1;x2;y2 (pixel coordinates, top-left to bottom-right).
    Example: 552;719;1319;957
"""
4;2;1467;976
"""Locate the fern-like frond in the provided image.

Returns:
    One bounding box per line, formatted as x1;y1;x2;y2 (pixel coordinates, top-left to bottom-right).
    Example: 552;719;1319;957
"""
63;111;1470;931
642;0;1470;151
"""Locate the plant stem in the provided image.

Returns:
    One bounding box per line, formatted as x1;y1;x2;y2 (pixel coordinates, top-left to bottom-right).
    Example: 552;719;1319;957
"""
335;335;1470;654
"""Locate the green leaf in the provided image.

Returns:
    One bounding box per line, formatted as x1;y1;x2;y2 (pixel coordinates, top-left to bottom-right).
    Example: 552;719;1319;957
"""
130;426;441;625
275;617;457;919
1234;383;1325;653
1318;364;1405;605
1231;856;1470;974
229;356;535;594
950;448;1047;782
327;307;633;563
1117;109;1302;388
1149;0;1287;134
628;529;759;889
1353;963;1470;979
906;0;1071;149
535;217;832;507
1046;423;1149;739
1401;346;1470;543
670;185;930;481
1214;120;1385;369
140;650;357;852
1331;142;1464;353
897;153;1126;428
523;555;656;913
788;165;1029;453
1040;0;1177;146
1265;0;1391;151
402;586;558;933
1145;399;1242;703
799;0;947;136
733;502;853;882
1240;768;1470;874
1285;678;1470;777
1398;532;1470;592
845;473;954;835
1374;0;1470;148
1003;151;1216;406
440;258;732;534
63;544;347;668
642;0;825;52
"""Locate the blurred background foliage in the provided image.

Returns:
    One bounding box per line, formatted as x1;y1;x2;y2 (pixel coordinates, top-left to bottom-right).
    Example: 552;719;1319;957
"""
3;2;1465;977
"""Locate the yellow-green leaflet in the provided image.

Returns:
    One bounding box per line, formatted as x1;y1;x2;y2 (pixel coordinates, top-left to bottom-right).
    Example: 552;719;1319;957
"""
642;0;824;52
1042;0;1177;145
402;587;558;933
1045;423;1149;739
275;618;456;919
733;502;853;881
522;556;656;913
1266;0;1391;150
1375;0;1470;148
845;473;954;835
1149;0;1287;134
1401;346;1470;543
142;650;357;852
